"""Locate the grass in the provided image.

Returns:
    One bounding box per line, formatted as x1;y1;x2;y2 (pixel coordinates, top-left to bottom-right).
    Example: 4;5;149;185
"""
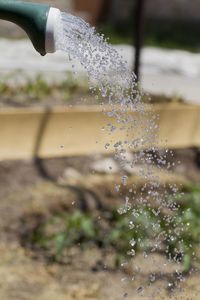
22;184;200;273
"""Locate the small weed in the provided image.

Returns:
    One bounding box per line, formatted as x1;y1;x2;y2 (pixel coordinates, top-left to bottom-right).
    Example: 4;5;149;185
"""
0;72;183;106
0;73;90;106
25;75;51;100
21;185;200;273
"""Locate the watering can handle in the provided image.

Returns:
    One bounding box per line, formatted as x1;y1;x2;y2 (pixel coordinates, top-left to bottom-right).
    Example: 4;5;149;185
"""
0;0;50;55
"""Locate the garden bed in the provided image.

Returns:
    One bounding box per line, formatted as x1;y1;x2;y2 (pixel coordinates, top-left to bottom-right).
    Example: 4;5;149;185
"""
0;151;199;299
0;103;200;160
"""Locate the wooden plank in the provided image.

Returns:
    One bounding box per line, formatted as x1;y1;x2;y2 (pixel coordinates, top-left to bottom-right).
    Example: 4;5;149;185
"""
0;104;199;160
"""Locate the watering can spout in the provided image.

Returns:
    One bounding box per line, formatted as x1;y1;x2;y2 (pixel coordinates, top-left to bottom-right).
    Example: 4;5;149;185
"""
0;0;60;55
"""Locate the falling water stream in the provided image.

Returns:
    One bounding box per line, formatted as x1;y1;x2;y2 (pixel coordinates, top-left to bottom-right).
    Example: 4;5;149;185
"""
54;11;194;299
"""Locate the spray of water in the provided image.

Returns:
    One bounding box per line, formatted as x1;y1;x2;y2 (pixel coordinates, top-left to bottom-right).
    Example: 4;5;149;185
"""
54;11;193;297
55;12;158;176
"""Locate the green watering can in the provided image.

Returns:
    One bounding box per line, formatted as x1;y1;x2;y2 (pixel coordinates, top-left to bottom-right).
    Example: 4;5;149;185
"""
0;0;60;55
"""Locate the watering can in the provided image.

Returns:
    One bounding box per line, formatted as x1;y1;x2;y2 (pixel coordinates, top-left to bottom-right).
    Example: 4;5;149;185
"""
0;0;60;55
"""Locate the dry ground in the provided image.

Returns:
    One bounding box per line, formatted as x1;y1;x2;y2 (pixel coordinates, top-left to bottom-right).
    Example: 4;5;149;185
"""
0;151;199;299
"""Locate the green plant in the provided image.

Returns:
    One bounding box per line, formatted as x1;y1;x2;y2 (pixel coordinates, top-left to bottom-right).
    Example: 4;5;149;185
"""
25;75;51;100
32;211;98;261
0;72;90;105
22;185;200;272
169;185;200;271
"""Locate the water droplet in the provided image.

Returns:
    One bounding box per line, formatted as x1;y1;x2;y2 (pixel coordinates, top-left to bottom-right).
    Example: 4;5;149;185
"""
128;221;135;229
149;274;156;282
115;185;120;192
131;276;135;281
105;143;110;149
168;282;173;288
143;251;148;258
54;13;181;290
127;249;135;256
121;175;128;186
120;261;128;268
129;239;136;247
117;207;125;215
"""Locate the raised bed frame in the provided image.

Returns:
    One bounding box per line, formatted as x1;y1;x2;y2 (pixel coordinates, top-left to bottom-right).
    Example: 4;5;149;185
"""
0;103;199;160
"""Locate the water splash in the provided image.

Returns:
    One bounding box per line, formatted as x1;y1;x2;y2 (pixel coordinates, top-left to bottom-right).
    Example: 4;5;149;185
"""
55;11;192;296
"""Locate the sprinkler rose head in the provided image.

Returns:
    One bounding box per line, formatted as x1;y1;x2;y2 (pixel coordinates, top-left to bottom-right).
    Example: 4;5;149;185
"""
0;0;60;55
45;7;60;54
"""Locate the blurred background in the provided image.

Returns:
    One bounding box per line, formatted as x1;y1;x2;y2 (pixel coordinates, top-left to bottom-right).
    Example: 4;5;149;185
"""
0;1;200;300
1;0;200;101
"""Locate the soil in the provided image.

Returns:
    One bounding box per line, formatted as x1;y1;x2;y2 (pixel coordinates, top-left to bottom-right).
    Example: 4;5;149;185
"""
0;149;199;299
